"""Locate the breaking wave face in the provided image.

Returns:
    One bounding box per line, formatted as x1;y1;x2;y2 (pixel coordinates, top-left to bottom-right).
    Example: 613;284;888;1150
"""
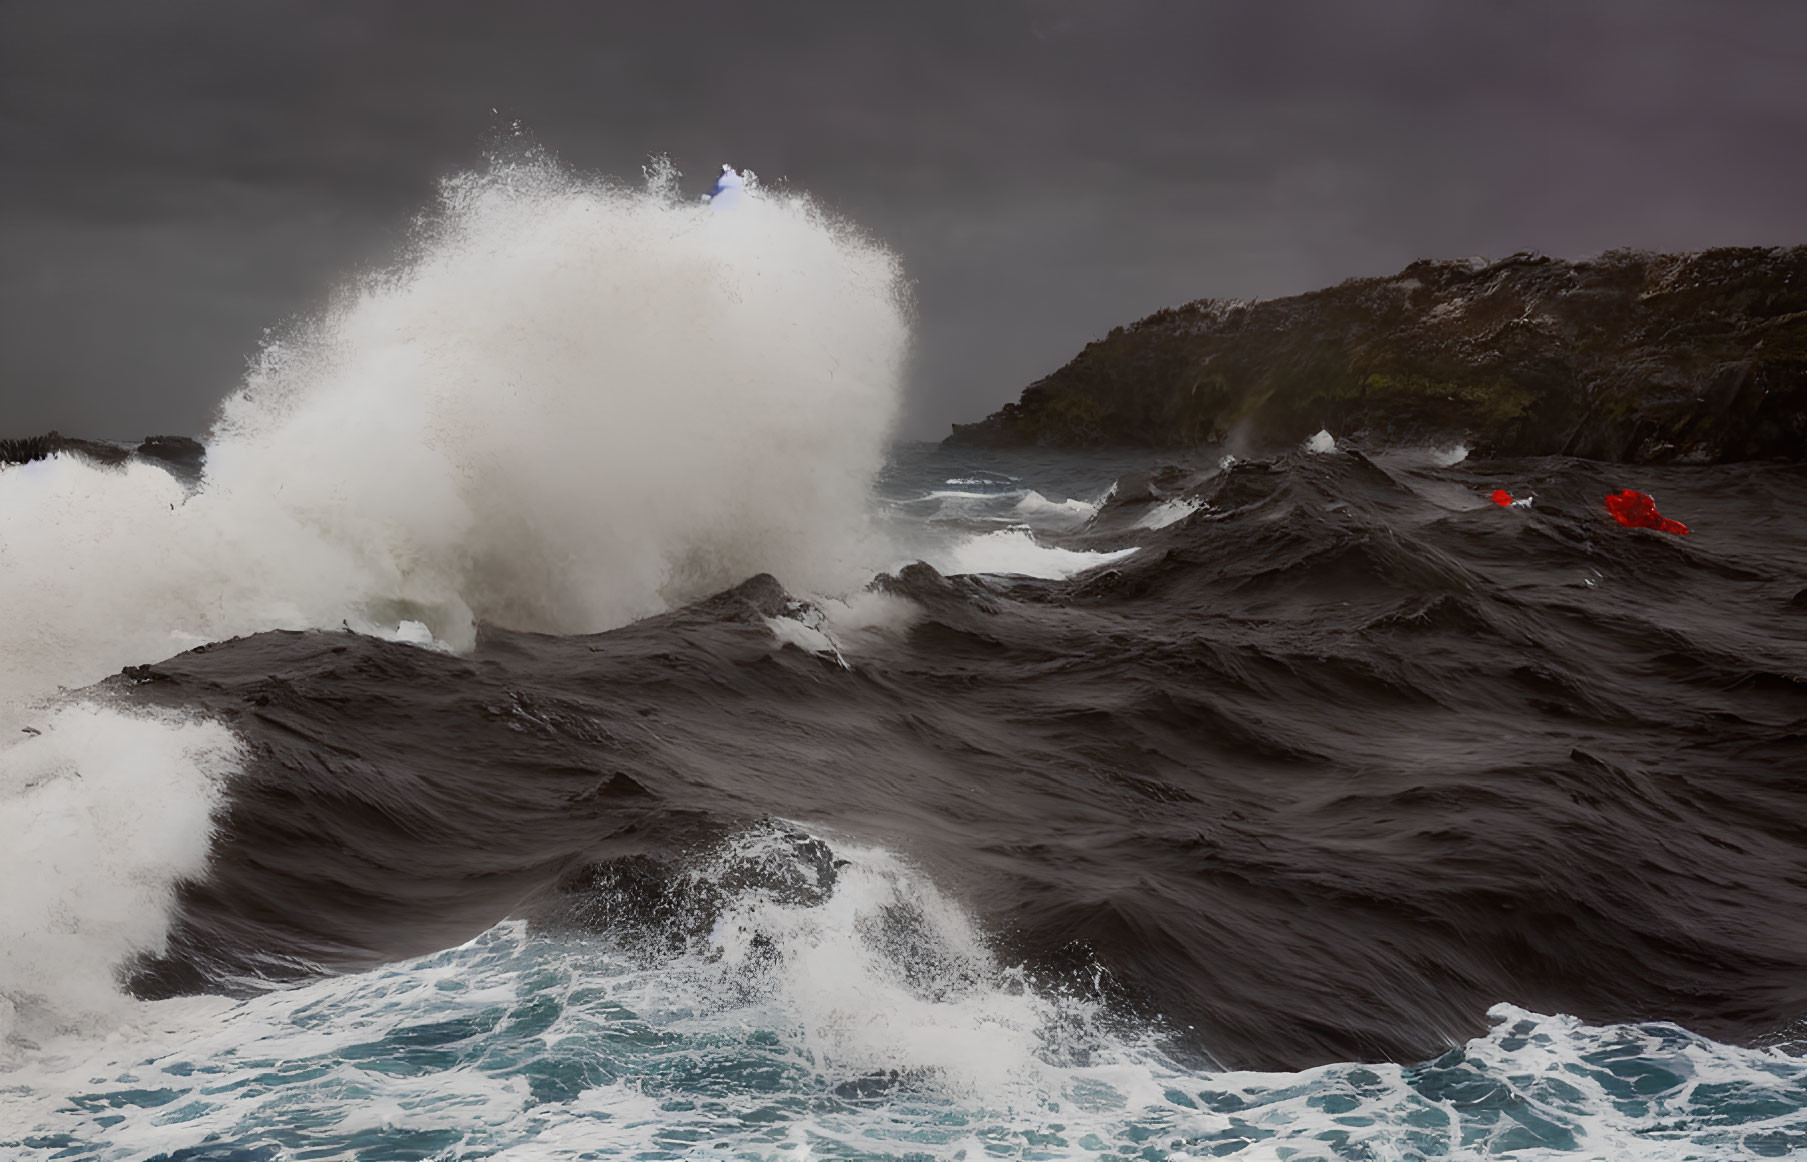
0;153;909;1047
0;153;909;713
0;706;237;1055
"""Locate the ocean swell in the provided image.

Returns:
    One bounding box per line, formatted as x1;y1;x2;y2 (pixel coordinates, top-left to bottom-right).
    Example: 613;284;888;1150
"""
66;447;1807;1078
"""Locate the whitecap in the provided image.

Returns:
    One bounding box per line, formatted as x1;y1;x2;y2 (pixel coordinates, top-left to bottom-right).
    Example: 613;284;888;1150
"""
939;527;1137;579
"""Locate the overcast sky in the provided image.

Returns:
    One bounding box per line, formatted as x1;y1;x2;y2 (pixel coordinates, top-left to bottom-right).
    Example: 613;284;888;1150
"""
5;0;1807;440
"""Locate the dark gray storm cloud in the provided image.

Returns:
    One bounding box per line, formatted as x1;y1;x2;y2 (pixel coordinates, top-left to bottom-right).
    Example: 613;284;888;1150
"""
6;0;1807;439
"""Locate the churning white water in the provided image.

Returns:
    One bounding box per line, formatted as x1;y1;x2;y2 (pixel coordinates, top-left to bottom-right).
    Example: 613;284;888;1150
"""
11;825;1804;1160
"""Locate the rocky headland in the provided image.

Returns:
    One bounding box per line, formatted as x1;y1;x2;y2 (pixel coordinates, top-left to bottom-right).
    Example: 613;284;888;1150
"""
947;247;1807;463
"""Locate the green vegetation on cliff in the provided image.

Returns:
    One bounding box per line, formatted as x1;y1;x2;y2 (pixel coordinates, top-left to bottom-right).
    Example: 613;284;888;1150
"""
947;248;1807;463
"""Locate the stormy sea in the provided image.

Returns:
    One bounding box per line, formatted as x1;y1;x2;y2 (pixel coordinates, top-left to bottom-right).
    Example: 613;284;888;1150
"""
3;158;1805;1161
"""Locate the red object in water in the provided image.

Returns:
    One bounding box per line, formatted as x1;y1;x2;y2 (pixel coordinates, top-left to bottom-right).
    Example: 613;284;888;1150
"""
1603;489;1689;535
1491;489;1513;506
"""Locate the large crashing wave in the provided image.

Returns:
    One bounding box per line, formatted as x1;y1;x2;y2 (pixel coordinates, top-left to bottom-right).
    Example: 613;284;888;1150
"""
2;152;909;708
0;153;910;1047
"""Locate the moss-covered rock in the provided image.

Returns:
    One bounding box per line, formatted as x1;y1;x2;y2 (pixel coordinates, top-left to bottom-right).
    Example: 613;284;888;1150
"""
946;247;1807;463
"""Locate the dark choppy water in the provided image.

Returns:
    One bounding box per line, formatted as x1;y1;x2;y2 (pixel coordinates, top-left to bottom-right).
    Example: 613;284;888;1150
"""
7;440;1806;1160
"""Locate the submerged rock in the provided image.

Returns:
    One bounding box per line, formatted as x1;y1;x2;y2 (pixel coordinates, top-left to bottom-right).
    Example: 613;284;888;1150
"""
132;435;207;483
947;247;1807;463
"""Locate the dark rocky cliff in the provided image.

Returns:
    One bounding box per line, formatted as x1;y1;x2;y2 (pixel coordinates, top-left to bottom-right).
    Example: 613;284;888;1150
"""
947;247;1807;463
